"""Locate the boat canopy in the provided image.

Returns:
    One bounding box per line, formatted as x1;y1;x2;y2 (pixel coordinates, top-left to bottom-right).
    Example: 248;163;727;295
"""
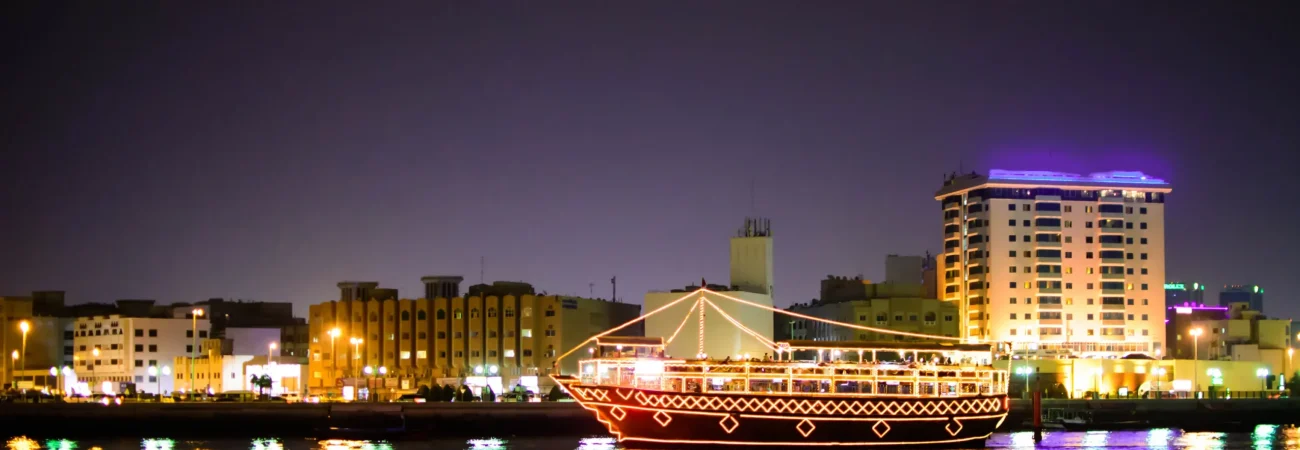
596;336;665;348
778;340;992;353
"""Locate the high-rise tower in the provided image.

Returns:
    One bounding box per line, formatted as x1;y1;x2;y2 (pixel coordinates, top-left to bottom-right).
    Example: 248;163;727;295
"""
935;170;1171;357
730;217;773;296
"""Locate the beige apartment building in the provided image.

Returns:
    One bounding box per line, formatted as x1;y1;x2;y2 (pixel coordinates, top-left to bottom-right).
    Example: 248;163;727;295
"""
936;170;1171;357
305;280;640;396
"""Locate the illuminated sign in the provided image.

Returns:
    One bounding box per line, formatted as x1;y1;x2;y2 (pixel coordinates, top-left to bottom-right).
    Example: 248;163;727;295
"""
1165;283;1185;290
1175;307;1192;315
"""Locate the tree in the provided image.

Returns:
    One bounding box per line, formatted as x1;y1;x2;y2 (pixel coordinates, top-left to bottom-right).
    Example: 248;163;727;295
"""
250;374;262;395
547;385;566;402
416;384;431;400
1289;373;1299;397
441;384;455;402
483;386;496;402
259;374;272;396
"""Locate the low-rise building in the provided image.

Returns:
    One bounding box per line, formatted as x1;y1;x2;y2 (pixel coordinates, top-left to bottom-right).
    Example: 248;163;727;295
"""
783;278;959;345
173;339;308;396
71;314;209;394
305;279;640;397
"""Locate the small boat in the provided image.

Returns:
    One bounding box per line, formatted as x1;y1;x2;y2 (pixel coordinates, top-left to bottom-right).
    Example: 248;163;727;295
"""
551;288;1011;448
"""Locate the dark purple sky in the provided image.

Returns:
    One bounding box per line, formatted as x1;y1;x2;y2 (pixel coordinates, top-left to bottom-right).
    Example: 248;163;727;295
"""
3;2;1298;319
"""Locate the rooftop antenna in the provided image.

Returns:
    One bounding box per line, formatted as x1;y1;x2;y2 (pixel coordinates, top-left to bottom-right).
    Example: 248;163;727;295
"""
589;282;594;298
480;256;485;285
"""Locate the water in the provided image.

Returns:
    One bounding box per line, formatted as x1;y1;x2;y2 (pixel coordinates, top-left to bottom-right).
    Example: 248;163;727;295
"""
6;427;1300;450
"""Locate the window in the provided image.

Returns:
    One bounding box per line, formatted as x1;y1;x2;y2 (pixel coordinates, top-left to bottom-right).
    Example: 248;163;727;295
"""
1141;283;1149;290
455;351;463;358
1064;220;1073;228
1065;252;1072;258
1086;221;1093;228
1064;206;1072;212
1128;314;1134;320
110;344;120;350
1087;314;1094;320
523;307;532;317
1023;204;1031;211
505;309;514;318
1141;238;1148;244
470;309;479;318
369;312;378;321
417;350;427;359
545;307;556;317
1024;251;1031;257
135;360;143;367
1064;236;1072;243
401;311;410;321
134;329;143;337
1086;236;1093;244
1126;222;1134;229
455;332;462;338
1009;219;1017;226
1009;282;1017;288
1010;298;1017;304
149;345;157;352
401;332;410;340
135;344;143;352
439;351;447;358
1010;330;1017;336
187;330;193;338
1141;222;1148;229
1140;207;1148;214
1086;252;1094;259
506;330;515;338
199;330;207;338
1009;250;1017;257
437;310;446;320
504;350;515;358
1010;314;1017;320
1126;268;1134;275
471;331;480;338
1141;253;1148;260
400;351;411;360
1009;267;1017;273
1141;314;1148;320
417;310;426;320
1126;252;1134;259
1086;267;1094;274
523;350;533;357
454;309;463;319
1023;220;1031;226
1126;207;1133;214
437;331;446;339
1143;299;1149;305
488;308;497;318
521;329;533;338
1009;235;1016;242
1008;204;1017;211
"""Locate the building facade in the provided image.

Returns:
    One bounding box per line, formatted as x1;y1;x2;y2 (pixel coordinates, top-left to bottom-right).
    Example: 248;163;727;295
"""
1219;284;1264;313
935;170;1171;357
71;315;210;394
305;281;640;396
1165;302;1228;360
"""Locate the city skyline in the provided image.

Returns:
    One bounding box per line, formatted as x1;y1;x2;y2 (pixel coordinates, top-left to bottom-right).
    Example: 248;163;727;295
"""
3;3;1298;319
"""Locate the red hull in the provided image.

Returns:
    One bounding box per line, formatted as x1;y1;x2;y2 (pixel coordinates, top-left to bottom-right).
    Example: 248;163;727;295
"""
555;376;1009;447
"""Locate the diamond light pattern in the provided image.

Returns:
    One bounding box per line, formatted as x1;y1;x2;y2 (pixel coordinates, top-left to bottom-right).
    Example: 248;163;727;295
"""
945;418;963;436
719;415;739;434
871;420;891;438
653;410;673;427
609;406;627;421
629;390;1001;417
796;419;816;438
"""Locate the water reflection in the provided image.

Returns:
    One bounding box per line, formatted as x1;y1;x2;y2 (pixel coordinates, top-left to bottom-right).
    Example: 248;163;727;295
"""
5;428;1300;450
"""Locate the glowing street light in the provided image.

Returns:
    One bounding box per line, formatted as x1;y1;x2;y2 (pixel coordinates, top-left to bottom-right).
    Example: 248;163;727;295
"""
1256;368;1269;391
1014;366;1033;395
268;342;278;366
1153;367;1167;393
1190;328;1204;394
190;308;204;397
18;321;30;386
349;337;364;378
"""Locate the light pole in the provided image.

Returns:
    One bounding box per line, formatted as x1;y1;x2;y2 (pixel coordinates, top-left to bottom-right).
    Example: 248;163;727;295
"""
350;337;363;379
1015;366;1031;396
1153;367;1167;396
1256;368;1269;392
49;367;58;396
375;366;388;403
268;342;277;364
148;366;159;400
1093;367;1103;398
190;308;204;397
19;321;30;387
91;347;100;393
363;366;373;402
60;367;73;397
1190;328;1203;395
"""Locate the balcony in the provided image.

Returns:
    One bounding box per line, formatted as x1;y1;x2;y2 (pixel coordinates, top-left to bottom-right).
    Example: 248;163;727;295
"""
1101;257;1125;265
1036;240;1061;248
1102;303;1126;310
1039;318;1063;325
1099;210;1124;218
1102;319;1126;326
1034;210;1061;218
945;215;961;225
1098;227;1125;234
1101;272;1125;280
1101;334;1126;341
945;230;961;239
1036;226;1062;232
1037;303;1062;310
1101;241;1124;249
1102;288;1126;295
1035;272;1062;279
1038;288;1063;294
1037;257;1062;264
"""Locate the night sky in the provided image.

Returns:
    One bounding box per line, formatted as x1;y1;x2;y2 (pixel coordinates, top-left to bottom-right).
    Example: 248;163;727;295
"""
3;2;1298;319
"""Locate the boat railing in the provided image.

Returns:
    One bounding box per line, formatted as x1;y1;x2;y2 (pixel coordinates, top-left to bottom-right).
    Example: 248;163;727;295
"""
576;357;1008;397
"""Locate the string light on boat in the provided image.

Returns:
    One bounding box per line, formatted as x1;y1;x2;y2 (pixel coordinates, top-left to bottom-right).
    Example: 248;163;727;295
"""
698;296;706;357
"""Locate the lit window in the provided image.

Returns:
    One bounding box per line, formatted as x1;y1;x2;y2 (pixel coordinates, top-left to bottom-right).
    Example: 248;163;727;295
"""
504;350;515;358
400;351;411;360
313;372;322;379
416;350;427;359
521;329;532;338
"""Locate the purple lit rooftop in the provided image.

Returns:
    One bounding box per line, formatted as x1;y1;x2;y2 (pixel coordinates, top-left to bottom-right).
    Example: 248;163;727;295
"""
988;169;1169;186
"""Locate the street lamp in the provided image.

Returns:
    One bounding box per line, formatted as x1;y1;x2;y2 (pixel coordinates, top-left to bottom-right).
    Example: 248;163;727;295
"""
190;308;204;397
19;321;30;385
49;367;58;396
1190;328;1204;394
1256;368;1269;392
268;342;278;365
1014;366;1032;395
349;337;363;379
363;366;373;402
328;327;341;376
60;367;73;397
91;347;100;392
1093;367;1103;398
1153;367;1167;394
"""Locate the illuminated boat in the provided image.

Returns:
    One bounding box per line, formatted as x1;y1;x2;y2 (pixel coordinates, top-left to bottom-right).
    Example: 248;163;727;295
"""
551;288;1010;448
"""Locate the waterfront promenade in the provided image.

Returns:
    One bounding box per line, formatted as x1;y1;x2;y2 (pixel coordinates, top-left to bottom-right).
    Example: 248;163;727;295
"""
1;399;1297;438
